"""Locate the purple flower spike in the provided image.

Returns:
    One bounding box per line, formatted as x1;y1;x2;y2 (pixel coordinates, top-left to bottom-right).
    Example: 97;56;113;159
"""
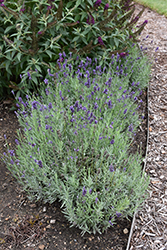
44;78;48;85
31;100;39;110
116;211;122;217
109;220;113;225
70;106;75;113
119;52;128;58
143;20;148;25
10;159;14;165
94;102;98;109
45;124;49;130
110;139;114;144
8;149;15;156
47;69;54;77
109;164;114;172
48;102;52;109
123;109;127;114
94;0;101;8
104;3;109;10
20;7;25;12
27;71;31;80
89;189;92;194
91;16;95;24
15;139;19;145
95;197;98;203
86;14;95;25
38;160;43;168
58;57;64;62
98;37;104;46
128;124;133;132
47;5;52;10
82;186;87;196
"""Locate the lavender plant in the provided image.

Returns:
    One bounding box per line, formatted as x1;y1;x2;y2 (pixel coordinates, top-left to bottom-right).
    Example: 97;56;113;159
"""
2;52;150;235
0;0;148;99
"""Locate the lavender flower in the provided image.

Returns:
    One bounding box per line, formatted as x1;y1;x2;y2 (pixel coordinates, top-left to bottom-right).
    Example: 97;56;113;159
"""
10;159;14;165
110;139;114;144
48;102;52;109
128;124;133;132
108;100;112;108
103;88;108;94
58;57;64;62
31;100;39;110
27;71;31;80
44;78;48;85
82;186;87;196
95;197;98;203
38;160;43;168
8;150;15;156
109;220;113;225
123;109;127;114
45;124;49;130
70;106;75;113
116;211;122;217
94;102;98;109
47;69;54;76
109;164;114;172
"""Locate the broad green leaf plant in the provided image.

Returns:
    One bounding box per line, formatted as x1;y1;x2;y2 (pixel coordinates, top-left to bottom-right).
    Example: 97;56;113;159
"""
0;0;148;99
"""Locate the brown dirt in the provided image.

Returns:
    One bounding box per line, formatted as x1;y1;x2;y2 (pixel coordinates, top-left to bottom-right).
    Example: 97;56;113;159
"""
0;88;148;250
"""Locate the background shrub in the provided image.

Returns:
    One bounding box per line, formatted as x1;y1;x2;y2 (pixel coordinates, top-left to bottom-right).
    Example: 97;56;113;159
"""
0;0;147;100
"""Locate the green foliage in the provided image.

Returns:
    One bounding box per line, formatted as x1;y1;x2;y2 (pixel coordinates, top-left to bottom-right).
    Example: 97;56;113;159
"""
0;0;147;99
0;0;69;99
2;50;150;235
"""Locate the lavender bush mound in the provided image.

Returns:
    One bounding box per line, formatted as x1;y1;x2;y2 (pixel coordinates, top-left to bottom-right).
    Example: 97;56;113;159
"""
2;53;150;235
